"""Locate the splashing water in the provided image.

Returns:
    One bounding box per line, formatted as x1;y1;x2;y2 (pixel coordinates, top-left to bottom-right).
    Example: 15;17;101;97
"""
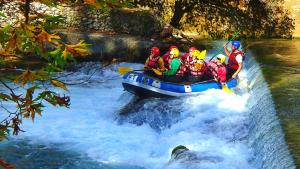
0;55;294;169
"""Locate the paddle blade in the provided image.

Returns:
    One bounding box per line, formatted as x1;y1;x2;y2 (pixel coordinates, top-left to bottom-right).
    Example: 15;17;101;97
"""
222;84;233;94
118;67;134;75
152;68;163;76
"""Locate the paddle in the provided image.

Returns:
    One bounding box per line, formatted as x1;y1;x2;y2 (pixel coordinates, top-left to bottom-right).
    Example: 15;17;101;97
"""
152;68;163;76
221;83;233;94
118;67;144;75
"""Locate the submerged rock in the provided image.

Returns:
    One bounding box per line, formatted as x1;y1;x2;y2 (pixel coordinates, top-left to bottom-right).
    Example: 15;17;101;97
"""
167;145;223;168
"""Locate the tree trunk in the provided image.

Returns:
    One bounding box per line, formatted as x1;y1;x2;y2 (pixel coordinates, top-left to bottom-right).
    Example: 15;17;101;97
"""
25;0;31;24
170;0;185;28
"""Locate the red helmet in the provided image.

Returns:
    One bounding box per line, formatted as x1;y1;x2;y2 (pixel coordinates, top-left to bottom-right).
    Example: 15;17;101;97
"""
169;45;178;51
188;47;197;53
151;47;160;56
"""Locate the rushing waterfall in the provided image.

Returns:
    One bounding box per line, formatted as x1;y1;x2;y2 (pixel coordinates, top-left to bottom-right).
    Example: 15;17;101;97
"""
0;51;295;169
245;52;295;169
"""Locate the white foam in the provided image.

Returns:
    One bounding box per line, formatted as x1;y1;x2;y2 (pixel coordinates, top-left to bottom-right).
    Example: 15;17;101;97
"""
5;62;254;169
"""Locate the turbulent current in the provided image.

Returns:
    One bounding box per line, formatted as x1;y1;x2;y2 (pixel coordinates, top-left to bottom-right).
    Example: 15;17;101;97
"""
0;54;295;168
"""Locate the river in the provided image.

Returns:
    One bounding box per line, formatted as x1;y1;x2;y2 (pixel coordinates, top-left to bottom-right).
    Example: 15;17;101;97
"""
246;39;300;168
0;41;297;169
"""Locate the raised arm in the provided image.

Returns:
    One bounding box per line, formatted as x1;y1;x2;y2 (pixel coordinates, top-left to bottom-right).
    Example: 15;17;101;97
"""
224;44;230;57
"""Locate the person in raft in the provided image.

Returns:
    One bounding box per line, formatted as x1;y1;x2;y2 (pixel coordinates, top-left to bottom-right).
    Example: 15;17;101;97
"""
224;40;244;79
162;45;178;69
186;49;207;82
181;46;197;63
162;48;187;83
206;54;227;84
144;46;165;76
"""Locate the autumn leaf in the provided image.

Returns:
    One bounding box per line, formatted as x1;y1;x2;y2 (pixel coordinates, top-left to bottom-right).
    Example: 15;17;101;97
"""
83;0;102;9
14;70;36;86
11;94;21;102
54;95;70;107
4;34;17;54
50;79;68;91
63;40;91;58
36;30;60;44
0;159;15;169
25;86;38;101
23;24;42;35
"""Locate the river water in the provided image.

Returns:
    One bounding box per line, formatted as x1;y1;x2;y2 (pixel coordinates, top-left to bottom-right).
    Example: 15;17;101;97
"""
0;41;297;169
245;39;300;168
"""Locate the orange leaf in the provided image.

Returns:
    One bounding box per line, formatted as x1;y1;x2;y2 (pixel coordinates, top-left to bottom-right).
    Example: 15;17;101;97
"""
36;30;60;43
50;79;68;91
83;0;102;9
14;70;35;86
0;159;15;169
4;35;17;54
64;40;91;57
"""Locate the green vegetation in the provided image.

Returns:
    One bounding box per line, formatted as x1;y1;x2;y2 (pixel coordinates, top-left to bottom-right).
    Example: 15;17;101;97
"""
134;0;294;39
0;0;132;168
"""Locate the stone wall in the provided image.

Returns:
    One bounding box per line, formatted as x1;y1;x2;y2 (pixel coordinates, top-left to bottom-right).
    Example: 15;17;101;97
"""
58;31;193;62
0;1;163;37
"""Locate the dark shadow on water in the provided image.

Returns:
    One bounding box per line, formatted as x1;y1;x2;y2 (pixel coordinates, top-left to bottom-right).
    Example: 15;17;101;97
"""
0;140;144;169
116;97;184;133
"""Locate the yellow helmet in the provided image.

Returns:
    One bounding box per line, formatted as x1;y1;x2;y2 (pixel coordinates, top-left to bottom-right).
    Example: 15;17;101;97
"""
192;50;206;60
216;54;226;63
170;48;180;57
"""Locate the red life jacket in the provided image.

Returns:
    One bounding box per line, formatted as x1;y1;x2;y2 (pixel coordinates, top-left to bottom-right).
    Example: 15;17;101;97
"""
147;56;159;69
181;52;193;62
163;52;172;69
181;53;189;62
176;60;187;77
228;50;244;70
186;54;193;63
189;60;206;77
207;61;226;82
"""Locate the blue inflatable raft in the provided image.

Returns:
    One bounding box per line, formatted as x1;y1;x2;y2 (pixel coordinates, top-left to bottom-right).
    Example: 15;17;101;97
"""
122;72;238;97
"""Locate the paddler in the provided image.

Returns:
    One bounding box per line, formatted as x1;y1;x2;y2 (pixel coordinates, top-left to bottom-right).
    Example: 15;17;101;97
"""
144;46;165;76
224;40;245;79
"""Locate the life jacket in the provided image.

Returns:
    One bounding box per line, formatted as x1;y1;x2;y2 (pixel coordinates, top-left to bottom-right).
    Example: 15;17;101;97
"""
175;60;187;77
207;61;226;82
186;54;194;64
181;53;189;62
228;50;245;70
163;52;173;69
146;56;159;69
181;52;193;63
189;60;206;77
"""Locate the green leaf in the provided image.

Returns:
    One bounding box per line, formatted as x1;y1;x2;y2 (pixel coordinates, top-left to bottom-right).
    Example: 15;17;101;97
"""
43;15;66;30
38;0;57;7
0;25;11;44
0;12;6;18
0;93;12;101
0;125;9;141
